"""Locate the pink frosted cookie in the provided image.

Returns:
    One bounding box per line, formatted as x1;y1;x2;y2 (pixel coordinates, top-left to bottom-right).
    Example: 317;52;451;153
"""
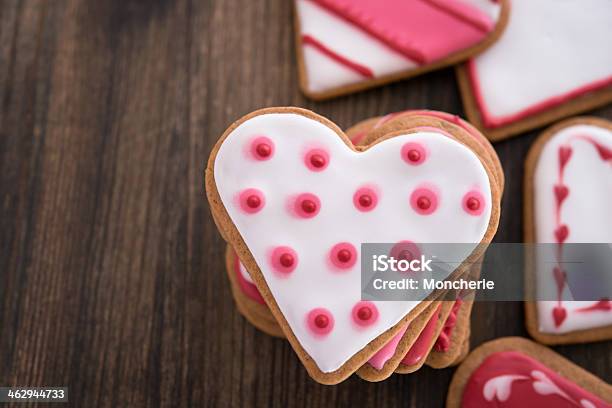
524;117;612;345
294;0;509;100
447;337;612;408
458;0;612;141
205;107;501;384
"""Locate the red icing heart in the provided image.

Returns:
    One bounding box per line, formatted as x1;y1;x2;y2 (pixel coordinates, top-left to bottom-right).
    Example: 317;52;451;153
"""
552;267;566;293
593;140;612;161
558;145;573;170
553;184;569;206
554;225;569;244
552;306;567;327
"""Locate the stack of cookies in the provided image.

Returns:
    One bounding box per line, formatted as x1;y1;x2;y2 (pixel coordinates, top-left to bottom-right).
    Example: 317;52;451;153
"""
206;107;503;384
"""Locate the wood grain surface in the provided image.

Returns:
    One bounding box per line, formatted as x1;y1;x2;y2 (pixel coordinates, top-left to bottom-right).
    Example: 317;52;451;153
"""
0;1;610;407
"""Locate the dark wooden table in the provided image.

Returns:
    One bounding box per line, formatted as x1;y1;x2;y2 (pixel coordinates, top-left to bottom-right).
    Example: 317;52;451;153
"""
1;1;610;406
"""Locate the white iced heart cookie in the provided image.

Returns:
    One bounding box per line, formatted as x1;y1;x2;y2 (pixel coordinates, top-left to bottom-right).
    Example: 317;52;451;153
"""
206;108;497;383
526;117;612;344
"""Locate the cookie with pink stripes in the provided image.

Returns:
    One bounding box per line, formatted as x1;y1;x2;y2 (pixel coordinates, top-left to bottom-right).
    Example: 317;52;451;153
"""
524;117;612;345
457;0;612;141
294;0;509;100
205;107;500;383
447;337;612;408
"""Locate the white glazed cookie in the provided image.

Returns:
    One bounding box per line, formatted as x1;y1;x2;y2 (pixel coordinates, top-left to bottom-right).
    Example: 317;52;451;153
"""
533;122;612;335
464;0;612;133
209;109;494;375
295;0;505;98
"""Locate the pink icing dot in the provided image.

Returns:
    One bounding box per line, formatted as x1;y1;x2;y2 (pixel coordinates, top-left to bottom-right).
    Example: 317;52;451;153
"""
239;188;265;214
250;136;274;160
270;246;298;275
352;301;379;327
390;241;422;264
353;187;378;212
410;186;438;215
462;190;485;216
307;308;334;336
305;148;329;171
401;142;427;165
294;193;321;218
329;242;357;270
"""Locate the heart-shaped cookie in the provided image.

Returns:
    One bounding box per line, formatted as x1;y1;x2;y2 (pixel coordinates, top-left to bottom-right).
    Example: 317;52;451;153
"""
223;113;490;381
206;107;500;383
525;117;612;345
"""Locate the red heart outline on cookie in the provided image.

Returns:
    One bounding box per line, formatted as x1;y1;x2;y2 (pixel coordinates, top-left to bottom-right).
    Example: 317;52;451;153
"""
206;107;500;383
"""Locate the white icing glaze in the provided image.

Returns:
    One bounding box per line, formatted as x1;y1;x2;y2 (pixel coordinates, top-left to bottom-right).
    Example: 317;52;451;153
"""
470;0;612;122
213;112;493;373
295;0;500;94
459;0;501;20
534;124;612;334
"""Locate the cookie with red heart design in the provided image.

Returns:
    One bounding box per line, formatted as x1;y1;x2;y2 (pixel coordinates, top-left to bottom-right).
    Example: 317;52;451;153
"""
205;107;501;383
446;337;612;408
524;117;612;345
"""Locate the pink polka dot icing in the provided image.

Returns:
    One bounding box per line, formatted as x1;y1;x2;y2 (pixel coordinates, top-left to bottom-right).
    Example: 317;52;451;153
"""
462;190;485;216
353;186;378;212
293;193;321;218
250;136;274;160
410;186;439;215
239;188;265;214
389;241;421;263
352;301;379;327
401;142;427;165
305;148;329;171
329;242;357;270
307;308;334;336
270;246;298;275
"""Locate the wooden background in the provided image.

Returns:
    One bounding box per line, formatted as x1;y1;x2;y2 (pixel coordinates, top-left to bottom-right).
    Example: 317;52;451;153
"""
1;0;610;406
